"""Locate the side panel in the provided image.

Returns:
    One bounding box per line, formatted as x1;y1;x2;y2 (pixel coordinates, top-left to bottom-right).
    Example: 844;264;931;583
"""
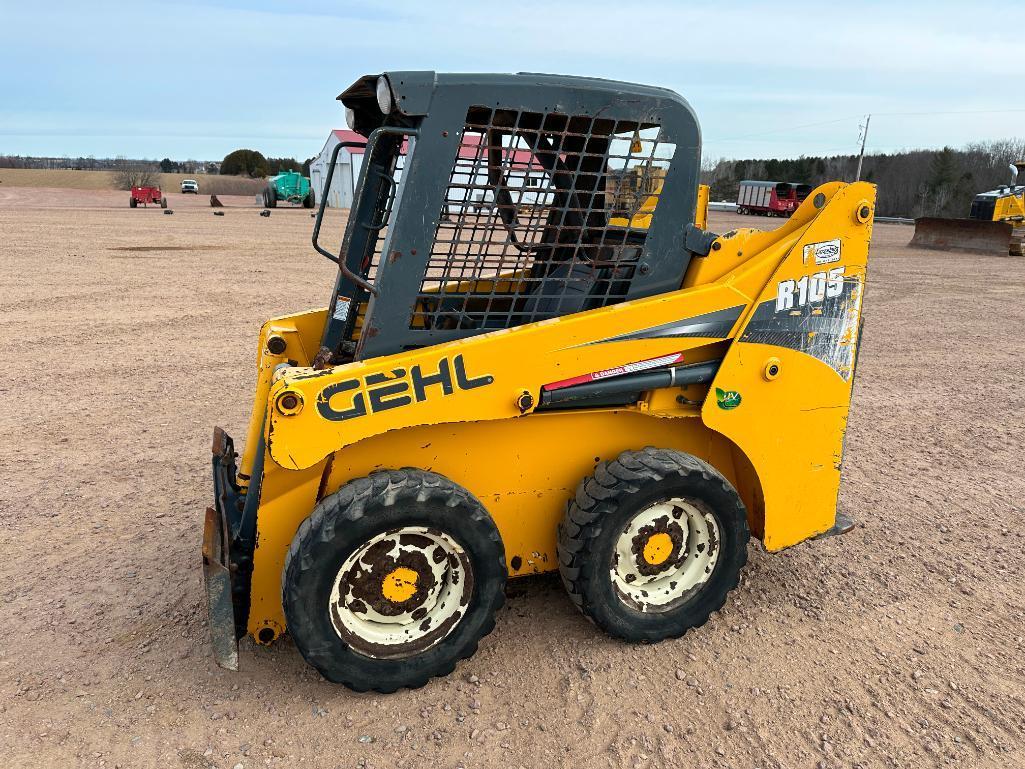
246;457;326;640
702;181;874;549
995;191;1025;221
239;309;327;487
246;409;750;639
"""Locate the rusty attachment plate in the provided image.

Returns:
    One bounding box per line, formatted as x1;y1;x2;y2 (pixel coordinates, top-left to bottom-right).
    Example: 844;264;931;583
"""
203;506;239;671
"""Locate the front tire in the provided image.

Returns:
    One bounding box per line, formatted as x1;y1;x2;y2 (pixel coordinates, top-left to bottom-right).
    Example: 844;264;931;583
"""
558;447;749;643
282;469;506;692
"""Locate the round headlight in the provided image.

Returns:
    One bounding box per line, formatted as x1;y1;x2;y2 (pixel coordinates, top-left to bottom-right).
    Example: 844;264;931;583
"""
345;106;356;131
376;76;393;114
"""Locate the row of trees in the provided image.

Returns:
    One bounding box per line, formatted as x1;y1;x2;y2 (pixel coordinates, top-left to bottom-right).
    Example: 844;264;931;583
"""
701;139;1025;218
219;148;312;178
158;158;217;174
0;151;310;178
106;148;314;191
0;155;215;172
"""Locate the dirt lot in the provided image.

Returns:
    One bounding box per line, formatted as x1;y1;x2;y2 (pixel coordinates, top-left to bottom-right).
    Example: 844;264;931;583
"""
0;185;258;211
0;169;263;197
1;187;1023;769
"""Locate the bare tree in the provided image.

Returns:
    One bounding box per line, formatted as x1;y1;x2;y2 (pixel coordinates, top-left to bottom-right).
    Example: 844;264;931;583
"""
111;156;160;190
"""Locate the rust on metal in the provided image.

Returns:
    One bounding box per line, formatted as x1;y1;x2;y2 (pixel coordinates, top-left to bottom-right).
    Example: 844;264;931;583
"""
329;527;474;659
202;506;240;671
629;514;686;577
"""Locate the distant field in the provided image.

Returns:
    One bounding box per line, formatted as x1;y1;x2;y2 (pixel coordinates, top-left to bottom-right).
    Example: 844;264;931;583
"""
0;168;264;195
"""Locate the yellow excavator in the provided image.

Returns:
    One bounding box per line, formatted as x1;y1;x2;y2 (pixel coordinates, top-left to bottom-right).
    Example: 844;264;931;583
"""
911;162;1025;256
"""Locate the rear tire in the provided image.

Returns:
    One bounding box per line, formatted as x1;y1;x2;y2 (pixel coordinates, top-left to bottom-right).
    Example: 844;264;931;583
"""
303;190;315;208
282;469;506;692
265;187;277;208
558;447;749;643
160;197;168;209
129;197;137;208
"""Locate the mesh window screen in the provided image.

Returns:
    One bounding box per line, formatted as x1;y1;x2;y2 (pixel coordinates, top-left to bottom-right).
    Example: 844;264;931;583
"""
410;108;675;331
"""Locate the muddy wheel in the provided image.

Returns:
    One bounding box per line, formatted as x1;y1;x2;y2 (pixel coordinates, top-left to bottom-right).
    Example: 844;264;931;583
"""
129;197;137;208
302;190;315;208
282;469;506;692
265;187;276;208
160;197;168;209
558;447;749;643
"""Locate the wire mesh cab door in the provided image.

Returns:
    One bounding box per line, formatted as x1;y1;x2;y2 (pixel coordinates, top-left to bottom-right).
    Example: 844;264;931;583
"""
334;72;703;361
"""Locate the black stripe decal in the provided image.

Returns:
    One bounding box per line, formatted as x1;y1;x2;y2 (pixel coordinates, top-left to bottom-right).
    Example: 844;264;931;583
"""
739;279;863;380
591;305;744;344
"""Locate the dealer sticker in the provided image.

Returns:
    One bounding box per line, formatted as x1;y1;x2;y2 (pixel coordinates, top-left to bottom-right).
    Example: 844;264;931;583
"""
715;388;742;410
804;238;842;265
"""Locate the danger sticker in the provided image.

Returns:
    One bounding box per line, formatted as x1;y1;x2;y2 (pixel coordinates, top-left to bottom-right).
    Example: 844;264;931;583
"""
804;238;842;265
544;352;684;391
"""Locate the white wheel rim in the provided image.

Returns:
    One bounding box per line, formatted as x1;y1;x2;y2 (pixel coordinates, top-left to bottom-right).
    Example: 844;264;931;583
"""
610;497;720;612
328;526;473;659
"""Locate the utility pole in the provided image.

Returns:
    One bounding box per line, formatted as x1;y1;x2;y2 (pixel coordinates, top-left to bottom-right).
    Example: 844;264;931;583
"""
855;114;871;181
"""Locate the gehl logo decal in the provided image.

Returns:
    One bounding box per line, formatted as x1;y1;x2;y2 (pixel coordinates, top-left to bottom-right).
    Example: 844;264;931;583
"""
316;354;494;422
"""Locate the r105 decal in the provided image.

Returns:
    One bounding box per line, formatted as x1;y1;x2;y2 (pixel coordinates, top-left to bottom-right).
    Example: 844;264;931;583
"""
776;267;845;313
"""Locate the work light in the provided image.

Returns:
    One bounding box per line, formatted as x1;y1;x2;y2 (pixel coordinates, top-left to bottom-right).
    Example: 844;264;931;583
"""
376;76;393;114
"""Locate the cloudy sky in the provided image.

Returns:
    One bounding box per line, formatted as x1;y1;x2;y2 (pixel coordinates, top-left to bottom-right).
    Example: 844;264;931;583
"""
2;0;1022;162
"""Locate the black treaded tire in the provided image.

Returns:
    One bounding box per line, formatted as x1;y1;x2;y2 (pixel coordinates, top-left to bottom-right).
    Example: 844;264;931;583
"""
557;447;749;643
302;190;315;208
282;468;506;692
265;186;276;208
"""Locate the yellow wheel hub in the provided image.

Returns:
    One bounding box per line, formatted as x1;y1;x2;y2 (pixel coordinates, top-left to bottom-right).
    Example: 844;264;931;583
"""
381;567;419;603
642;532;674;565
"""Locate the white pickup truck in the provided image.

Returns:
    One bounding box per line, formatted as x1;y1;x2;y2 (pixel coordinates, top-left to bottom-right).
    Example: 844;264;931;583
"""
180;179;199;194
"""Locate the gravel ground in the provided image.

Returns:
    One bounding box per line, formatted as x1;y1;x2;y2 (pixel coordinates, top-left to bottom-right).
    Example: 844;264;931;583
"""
0;186;258;210
1;190;1023;769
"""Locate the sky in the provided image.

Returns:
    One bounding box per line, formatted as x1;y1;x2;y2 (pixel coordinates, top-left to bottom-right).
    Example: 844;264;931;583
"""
2;0;1023;163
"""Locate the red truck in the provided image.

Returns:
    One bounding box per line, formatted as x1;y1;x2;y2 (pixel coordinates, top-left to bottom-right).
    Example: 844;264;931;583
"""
129;186;168;209
736;180;811;217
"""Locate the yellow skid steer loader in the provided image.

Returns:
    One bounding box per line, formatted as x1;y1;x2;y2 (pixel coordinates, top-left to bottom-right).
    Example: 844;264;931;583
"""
203;71;876;692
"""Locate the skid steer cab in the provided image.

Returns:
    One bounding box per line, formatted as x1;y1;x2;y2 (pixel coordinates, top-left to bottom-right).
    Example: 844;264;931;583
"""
203;71;875;692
